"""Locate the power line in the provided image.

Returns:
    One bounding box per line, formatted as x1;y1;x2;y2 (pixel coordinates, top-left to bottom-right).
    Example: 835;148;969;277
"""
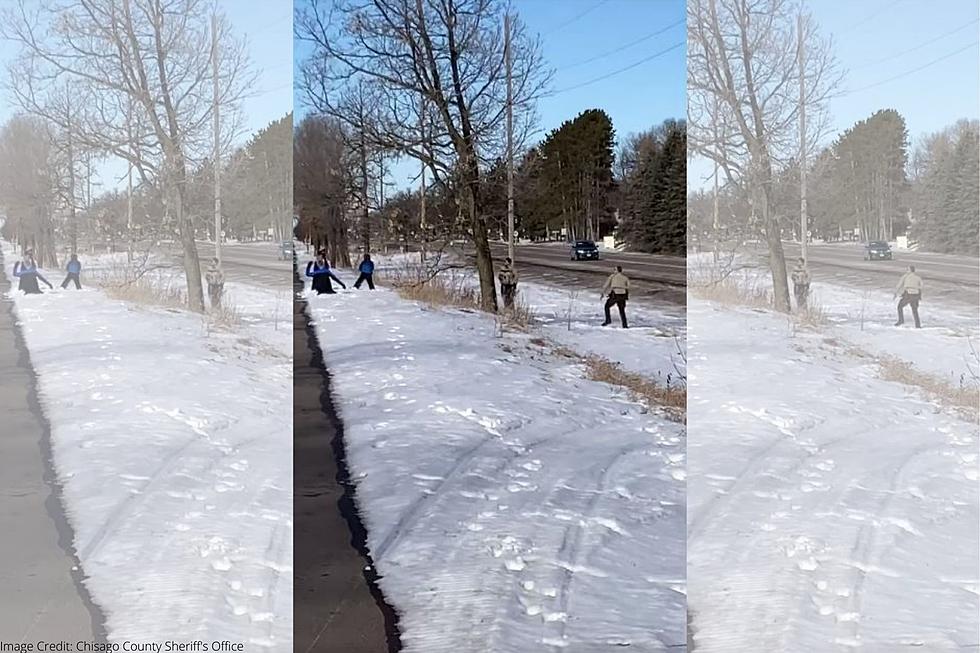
849;19;979;71
843;40;978;95
558;17;684;71
838;0;909;36
542;0;610;36
549;41;684;96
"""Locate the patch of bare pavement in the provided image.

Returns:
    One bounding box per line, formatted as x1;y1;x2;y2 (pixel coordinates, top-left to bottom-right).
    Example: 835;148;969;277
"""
757;242;979;306
161;241;292;288
0;252;106;641
293;269;401;653
481;242;688;307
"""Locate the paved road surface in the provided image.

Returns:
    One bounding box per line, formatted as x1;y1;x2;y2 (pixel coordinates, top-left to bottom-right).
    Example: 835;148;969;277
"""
482;242;687;306
0;255;105;641
767;242;978;306
293;271;400;653
164;241;291;288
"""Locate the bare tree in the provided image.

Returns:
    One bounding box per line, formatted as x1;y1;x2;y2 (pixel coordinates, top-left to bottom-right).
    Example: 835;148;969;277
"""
296;0;552;312
0;115;60;265
688;0;841;311
294;114;353;267
2;0;255;312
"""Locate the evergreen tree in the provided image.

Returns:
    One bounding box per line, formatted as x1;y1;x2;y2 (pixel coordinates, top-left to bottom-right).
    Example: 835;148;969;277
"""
619;119;686;253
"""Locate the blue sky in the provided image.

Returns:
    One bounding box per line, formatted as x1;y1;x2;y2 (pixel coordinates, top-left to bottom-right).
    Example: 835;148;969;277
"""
689;0;980;189
0;0;292;191
294;0;687;190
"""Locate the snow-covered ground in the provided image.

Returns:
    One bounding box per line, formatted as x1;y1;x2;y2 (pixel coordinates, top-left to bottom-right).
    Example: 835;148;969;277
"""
518;280;686;383
2;241;292;649
306;281;686;652
321;250;687;384
687;292;978;650
813;282;979;386
689;253;979;388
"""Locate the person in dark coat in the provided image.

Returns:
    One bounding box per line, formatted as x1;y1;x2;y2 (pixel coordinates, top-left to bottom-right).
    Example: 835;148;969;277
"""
354;253;376;289
13;249;53;294
61;254;82;289
306;251;345;294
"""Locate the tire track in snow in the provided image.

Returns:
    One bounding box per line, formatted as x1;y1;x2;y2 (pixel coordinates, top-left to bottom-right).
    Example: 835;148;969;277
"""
841;442;948;647
553;442;649;646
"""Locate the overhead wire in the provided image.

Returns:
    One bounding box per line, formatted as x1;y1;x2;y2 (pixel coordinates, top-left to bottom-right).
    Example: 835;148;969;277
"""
843;40;978;95
542;0;611;36
558;17;685;71
549;41;684;96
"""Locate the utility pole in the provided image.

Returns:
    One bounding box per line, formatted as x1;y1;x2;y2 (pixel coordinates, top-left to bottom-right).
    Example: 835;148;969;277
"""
798;8;808;264
712;94;720;261
378;151;387;254
66;79;77;258
212;12;222;263
505;12;515;263
358;89;371;255
419;95;427;263
126;99;134;262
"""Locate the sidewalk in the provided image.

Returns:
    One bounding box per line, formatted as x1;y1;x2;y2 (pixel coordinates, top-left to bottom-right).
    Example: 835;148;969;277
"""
0;252;104;640
292;271;400;652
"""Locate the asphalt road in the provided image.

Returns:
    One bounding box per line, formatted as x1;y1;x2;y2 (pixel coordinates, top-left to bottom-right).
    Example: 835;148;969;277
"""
0;258;105;641
163;241;292;289
767;242;979;306
481;242;687;306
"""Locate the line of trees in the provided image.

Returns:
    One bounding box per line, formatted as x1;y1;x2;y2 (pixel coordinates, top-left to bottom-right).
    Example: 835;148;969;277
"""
0;0;256;311
909;120;979;255
687;111;979;258
296;0;688;311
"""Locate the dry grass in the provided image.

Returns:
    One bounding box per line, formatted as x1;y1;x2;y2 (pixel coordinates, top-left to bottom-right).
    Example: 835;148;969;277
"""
92;260;241;328
693;269;829;329
553;345;686;421
691;275;772;309
795;299;828;327
207;299;243;328
100;276;188;309
395;275;481;310
878;354;979;420
384;261;535;327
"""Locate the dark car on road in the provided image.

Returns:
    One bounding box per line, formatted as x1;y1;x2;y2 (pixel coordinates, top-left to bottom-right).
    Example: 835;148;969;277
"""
864;240;892;261
278;240;293;261
570;240;600;261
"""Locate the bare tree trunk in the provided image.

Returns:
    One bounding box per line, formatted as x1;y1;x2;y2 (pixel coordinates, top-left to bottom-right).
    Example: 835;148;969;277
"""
173;165;204;312
462;151;496;312
760;175;790;312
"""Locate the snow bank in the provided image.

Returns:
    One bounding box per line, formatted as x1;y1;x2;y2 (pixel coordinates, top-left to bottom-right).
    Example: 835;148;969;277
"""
687;297;978;651
2;241;292;650
306;284;686;652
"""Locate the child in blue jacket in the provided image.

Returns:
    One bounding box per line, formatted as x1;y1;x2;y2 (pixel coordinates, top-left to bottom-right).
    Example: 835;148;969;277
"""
61;254;82;289
354;254;375;290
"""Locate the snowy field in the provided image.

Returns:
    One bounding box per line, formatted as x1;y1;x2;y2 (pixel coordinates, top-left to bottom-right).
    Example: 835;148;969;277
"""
306;281;686;652
2;241;292;649
689;253;979;388
518;280;686;383
687;295;979;651
321;250;687;383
